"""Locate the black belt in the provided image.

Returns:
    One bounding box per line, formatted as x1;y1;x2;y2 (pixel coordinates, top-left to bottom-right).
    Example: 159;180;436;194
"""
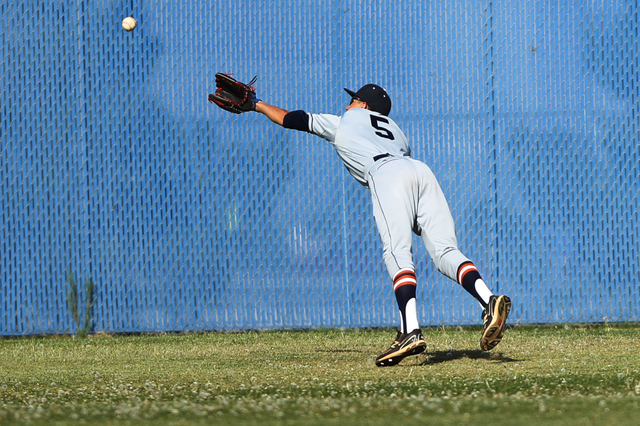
373;153;392;162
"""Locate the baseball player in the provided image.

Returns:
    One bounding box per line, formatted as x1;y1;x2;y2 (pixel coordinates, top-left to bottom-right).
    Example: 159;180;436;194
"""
209;76;512;366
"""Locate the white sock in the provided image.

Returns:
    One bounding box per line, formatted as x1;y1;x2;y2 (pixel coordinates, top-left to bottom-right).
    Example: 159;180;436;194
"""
475;278;493;306
404;298;420;333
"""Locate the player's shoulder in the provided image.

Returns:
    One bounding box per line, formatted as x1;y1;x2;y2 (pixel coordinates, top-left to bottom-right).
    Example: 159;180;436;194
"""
310;112;341;129
308;112;341;140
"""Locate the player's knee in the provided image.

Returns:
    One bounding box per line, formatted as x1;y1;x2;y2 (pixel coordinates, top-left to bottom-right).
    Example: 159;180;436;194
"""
383;254;414;280
434;248;469;281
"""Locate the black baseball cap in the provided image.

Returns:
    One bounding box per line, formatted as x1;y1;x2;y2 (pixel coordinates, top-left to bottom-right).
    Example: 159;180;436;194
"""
344;84;392;116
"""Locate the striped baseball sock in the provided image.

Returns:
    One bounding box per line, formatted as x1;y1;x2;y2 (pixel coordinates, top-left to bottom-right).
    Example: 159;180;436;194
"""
393;268;419;334
457;261;493;308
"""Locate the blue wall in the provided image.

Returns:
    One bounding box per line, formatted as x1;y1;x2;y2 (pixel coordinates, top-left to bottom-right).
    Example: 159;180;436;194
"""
1;0;639;335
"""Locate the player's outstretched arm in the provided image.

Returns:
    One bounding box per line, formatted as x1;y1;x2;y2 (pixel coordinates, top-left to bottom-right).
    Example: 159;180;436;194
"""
255;101;289;126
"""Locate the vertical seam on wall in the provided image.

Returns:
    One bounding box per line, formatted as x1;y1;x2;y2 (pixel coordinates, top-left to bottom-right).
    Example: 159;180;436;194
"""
487;0;499;293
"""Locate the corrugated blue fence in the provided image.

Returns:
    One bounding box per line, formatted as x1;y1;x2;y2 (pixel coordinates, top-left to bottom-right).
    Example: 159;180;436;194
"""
1;0;639;335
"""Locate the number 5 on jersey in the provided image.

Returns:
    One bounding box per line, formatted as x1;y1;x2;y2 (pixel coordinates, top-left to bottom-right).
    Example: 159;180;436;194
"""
370;115;395;140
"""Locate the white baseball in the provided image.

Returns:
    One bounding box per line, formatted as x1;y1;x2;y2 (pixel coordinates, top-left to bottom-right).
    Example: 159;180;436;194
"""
122;17;137;31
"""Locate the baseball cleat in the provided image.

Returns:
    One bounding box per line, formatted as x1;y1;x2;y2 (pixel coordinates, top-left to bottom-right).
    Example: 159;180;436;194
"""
480;295;512;351
375;329;426;367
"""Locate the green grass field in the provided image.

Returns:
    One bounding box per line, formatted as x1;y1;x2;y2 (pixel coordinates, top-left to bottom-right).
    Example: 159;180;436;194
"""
1;324;639;425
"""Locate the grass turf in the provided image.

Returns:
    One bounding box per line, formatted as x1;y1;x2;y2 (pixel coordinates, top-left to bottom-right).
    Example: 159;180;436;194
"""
1;324;639;425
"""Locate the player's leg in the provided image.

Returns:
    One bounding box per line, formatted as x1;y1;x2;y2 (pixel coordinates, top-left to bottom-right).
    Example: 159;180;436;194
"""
413;161;511;350
368;161;419;334
368;161;426;366
456;261;493;308
411;161;490;302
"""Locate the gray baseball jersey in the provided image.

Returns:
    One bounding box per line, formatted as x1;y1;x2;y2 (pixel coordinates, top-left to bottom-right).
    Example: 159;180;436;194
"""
294;107;470;281
308;108;410;186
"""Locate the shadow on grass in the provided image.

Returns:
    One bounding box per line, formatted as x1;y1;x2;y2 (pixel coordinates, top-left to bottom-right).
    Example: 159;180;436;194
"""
420;349;521;365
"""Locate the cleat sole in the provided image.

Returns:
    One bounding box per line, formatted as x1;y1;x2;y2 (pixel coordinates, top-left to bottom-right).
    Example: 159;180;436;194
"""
480;296;511;351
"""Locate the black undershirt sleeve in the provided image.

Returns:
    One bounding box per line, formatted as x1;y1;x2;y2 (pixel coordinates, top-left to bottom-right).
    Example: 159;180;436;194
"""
282;110;310;132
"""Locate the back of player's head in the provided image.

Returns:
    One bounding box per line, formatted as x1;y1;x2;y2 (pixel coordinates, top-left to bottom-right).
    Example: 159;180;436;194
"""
344;84;392;116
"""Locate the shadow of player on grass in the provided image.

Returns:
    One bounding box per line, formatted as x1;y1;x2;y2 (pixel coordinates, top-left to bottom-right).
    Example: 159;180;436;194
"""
420;349;521;365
